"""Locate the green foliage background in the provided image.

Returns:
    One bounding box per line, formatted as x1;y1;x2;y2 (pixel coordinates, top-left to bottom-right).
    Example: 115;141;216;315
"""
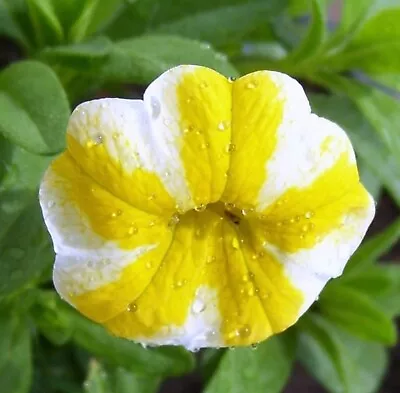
0;0;400;392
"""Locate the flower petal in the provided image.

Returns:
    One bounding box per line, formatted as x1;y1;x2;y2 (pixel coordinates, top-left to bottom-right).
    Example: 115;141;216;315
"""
66;98;178;216
40;153;173;322
103;210;304;349
222;70;311;208
144;65;232;210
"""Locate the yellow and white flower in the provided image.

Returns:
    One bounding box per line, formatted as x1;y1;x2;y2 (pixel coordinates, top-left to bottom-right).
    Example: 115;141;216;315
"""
39;65;375;350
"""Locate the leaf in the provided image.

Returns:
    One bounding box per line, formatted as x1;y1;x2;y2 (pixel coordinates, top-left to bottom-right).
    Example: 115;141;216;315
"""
0;141;51;241
298;313;388;393
30;290;74;346
283;0;326;64
26;0;64;47
0;61;70;154
0;0;28;45
106;0;287;46
40;36;113;69
69;0;123;42
309;92;400;206
204;333;295;393
0;304;32;393
0;202;54;298
373;264;400;317
346;218;400;273
84;361;161;393
337;266;394;295
102;35;238;84
319;285;397;344
330;7;400;72
60;302;195;377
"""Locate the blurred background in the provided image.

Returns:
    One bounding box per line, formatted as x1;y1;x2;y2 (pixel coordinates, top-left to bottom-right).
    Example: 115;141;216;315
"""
0;0;400;392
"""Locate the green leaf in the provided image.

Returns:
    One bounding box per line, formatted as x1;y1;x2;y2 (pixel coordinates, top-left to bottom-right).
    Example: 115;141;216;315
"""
338;266;394;295
0;141;51;241
106;0;287;46
102;35;238;84
0;0;28;45
26;0;64;47
298;313;388;393
0;202;54;298
40;36;112;69
0;304;32;393
346;218;400;273
204;334;295;393
309;92;400;206
61;302;195;377
373;264;400;317
0;61;70;154
331;7;400;72
283;0;326;64
152;0;287;47
69;0;123;42
30;290;74;346
84;361;161;393
319;285;397;344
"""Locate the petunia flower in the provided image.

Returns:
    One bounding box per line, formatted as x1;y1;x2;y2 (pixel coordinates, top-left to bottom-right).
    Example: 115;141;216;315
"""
39;65;375;350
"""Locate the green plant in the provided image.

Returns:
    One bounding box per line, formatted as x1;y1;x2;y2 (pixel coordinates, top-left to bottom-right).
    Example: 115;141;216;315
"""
0;0;399;392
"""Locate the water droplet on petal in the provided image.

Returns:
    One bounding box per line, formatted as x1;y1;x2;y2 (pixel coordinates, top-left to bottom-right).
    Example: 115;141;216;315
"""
200;81;208;88
246;81;257;89
168;213;180;227
94;134;103;145
232;237;239;249
228;76;236;82
304;211;314;219
146;261;153;269
192;299;206;314
251;343;259;350
47;200;55;208
237;324;251;338
226;143;236;153
217;121;230;131
194;204;206;212
111;209;122;218
147;193;156;201
127;303;138;312
128;225;138;235
150;96;161;119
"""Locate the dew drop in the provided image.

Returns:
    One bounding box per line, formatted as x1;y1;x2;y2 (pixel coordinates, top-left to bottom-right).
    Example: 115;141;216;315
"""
47;200;55;208
246;81;257;89
168;213;180;227
150;96;161;119
128;225;138;235
146;261;153;269
226;143;236;153
192;299;206;314
148;220;156;227
200;142;209;150
94;134;103;145
232;237;239;249
228;76;236;82
127;303;138;312
111;209;122;218
112;132;120;140
304;211;314;219
147;193;156;201
247;287;255;296
164;170;171;177
251;343;259;350
163;118;172;126
194;204;206;212
206;255;216;264
174;280;185;289
237;324;251;338
200;81;209;88
289;217;295;224
217;121;230;131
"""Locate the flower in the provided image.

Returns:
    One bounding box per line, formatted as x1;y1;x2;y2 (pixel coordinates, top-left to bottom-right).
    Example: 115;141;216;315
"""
39;65;375;350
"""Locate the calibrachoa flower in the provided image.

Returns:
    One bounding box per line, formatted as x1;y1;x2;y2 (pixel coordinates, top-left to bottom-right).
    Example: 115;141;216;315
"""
39;65;375;350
